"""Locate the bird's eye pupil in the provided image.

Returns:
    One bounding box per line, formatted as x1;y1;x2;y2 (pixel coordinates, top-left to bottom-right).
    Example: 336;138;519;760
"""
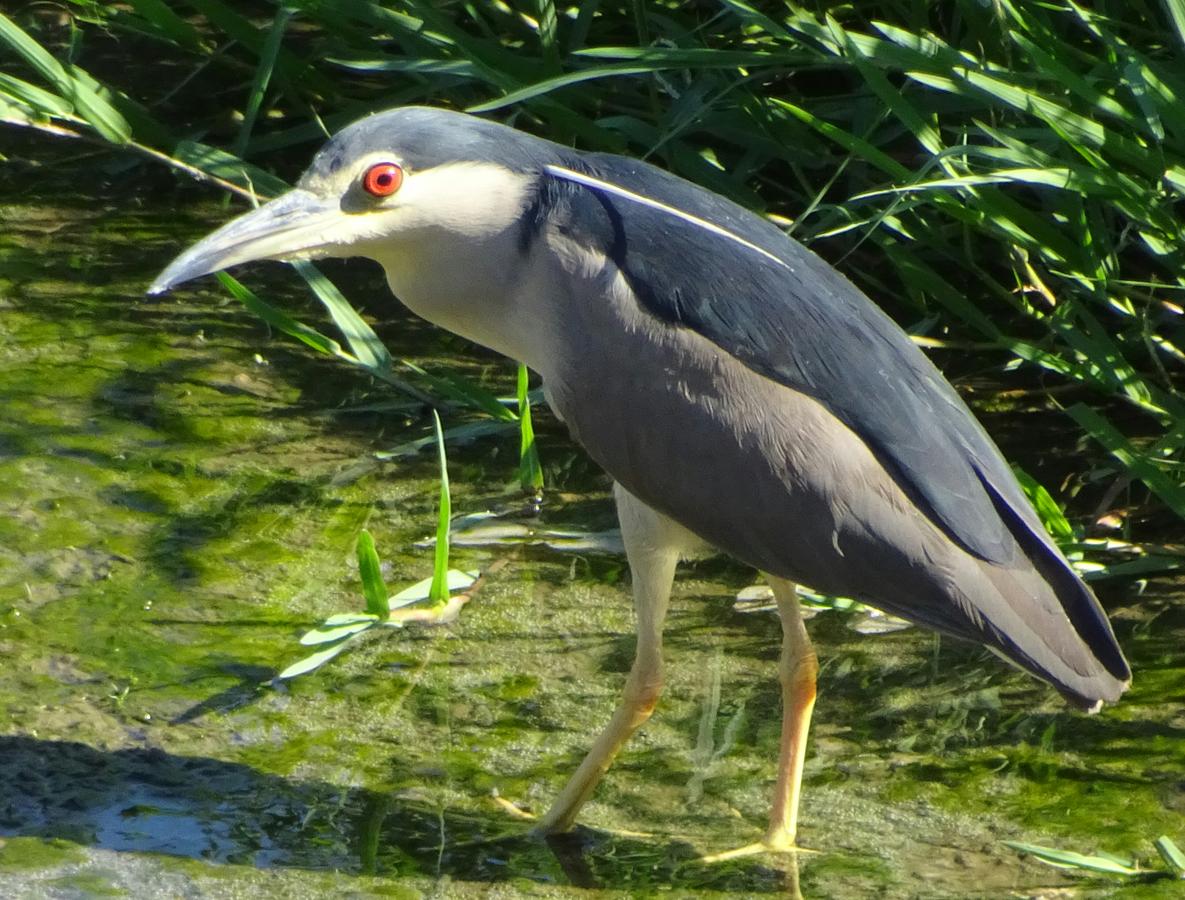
363;163;403;197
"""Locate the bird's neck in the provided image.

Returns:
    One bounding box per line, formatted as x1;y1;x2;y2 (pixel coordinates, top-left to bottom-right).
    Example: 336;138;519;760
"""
372;226;551;367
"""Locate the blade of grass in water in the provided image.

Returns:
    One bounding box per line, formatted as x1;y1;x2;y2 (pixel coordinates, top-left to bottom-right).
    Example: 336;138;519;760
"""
1003;840;1140;875
1155;835;1185;877
517;362;544;493
290;261;392;372
124;0;204;51
356;531;390;620
429;410;452;605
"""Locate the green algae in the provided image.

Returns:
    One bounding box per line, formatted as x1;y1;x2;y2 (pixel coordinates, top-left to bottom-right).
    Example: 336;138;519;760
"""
0;837;88;871
43;872;127;897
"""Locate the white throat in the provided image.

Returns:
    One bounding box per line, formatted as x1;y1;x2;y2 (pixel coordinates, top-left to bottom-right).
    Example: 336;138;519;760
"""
364;161;543;364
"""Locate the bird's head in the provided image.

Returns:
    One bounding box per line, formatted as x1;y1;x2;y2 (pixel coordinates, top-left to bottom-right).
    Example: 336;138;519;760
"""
148;108;566;352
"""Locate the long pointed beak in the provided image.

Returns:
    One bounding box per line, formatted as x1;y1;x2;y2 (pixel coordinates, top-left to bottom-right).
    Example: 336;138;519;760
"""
148;189;345;294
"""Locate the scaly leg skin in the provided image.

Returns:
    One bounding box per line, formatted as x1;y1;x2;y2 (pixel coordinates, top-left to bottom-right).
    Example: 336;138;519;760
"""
701;576;819;862
530;484;694;837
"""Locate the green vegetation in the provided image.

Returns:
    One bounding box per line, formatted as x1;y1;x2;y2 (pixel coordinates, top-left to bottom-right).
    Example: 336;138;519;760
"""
280;413;479;679
4;1;1185;894
1005;833;1185;881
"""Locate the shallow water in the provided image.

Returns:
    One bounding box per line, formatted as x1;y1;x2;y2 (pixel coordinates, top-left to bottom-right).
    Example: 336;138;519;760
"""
1;189;1183;898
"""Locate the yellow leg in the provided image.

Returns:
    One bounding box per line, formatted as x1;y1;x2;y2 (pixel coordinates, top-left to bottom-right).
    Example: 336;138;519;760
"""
766;576;818;847
701;576;818;862
531;485;687;835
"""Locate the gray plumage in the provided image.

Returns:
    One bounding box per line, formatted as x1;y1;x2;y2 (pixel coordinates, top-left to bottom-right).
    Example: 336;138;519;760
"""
517;140;1131;707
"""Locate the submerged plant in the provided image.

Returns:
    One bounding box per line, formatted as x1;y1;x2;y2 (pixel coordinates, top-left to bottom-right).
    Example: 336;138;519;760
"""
1005;834;1185;881
279;410;478;679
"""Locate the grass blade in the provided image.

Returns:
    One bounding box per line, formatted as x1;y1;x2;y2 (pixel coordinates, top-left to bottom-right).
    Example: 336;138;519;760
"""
1155;835;1185;877
574;47;784;66
397;359;516;422
0;72;74;118
0;92;36;126
1013;467;1075;542
216;273;440;406
215;273;345;356
429;410;451;605
324;613;385;626
389;571;478;610
184;0;334;95
356;530;390;619
171;140;290;197
534;0;561;72
834;18;944;159
517;362;544;493
125;0;205;50
1165;0;1185;50
0;12;130;143
373;420;518;461
278;639;355;679
291;261;392;373
467;64;656;112
1003;841;1140;875
231;6;293;158
299;619;378;646
1065;404;1185;520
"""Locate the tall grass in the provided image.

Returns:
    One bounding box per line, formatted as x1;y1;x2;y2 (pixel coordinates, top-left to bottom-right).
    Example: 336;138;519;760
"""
3;0;1184;543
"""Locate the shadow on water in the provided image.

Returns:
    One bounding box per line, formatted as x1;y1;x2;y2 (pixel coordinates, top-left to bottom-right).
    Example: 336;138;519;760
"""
0;735;800;894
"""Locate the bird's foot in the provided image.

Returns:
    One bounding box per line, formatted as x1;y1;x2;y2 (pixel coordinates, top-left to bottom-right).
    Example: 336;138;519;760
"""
491;795;655;841
526;821;654;841
698;828;817;863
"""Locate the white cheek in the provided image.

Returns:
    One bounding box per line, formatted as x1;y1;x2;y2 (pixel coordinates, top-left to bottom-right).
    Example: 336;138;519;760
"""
396;162;532;238
313;161;545;364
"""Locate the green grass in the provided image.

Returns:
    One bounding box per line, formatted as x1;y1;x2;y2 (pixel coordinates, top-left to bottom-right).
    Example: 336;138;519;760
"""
278;413;478;680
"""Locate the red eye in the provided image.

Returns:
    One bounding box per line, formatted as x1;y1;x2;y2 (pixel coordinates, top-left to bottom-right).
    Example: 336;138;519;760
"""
362;162;403;197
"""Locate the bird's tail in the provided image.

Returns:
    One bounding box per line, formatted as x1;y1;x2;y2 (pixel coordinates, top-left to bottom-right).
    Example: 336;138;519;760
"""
970;495;1131;711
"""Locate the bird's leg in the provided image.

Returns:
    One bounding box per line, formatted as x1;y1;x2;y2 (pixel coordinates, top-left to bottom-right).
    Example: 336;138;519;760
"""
701;576;817;862
531;485;680;835
765;576;818;847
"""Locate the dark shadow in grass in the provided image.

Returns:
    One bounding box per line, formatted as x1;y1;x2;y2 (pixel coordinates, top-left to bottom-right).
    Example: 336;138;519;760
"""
0;736;793;893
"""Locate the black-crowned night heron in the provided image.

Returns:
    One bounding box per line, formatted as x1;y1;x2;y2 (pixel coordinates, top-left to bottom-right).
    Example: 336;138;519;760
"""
150;106;1130;858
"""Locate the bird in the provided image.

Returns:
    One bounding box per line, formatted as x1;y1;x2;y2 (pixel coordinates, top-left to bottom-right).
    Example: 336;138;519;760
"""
150;105;1130;858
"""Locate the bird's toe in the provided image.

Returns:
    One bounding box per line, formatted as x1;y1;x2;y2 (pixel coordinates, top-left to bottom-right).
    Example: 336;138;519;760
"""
698;830;818;863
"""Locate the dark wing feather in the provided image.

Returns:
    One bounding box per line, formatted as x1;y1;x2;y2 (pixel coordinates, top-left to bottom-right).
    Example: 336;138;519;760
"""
554;152;1032;565
532;148;1129;693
